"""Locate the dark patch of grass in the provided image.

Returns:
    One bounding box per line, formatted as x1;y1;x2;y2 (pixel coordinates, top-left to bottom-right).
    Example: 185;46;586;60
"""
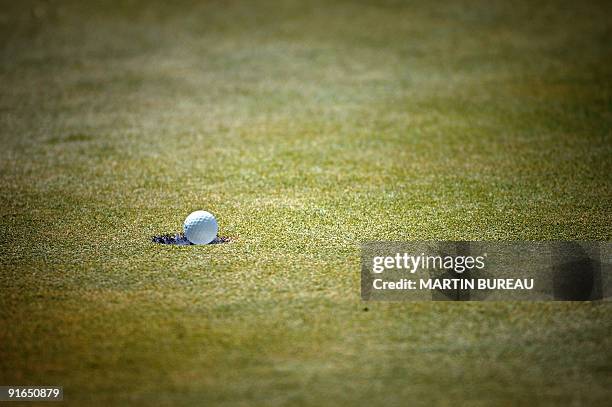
45;133;94;144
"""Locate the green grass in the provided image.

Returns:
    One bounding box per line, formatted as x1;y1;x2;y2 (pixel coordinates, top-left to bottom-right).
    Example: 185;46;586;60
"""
1;0;611;405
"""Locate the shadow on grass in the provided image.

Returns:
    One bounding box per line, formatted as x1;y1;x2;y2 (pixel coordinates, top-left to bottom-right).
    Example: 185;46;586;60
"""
152;233;232;245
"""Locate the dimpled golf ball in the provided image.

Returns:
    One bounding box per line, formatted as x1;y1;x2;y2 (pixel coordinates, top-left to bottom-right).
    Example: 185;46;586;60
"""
183;210;218;245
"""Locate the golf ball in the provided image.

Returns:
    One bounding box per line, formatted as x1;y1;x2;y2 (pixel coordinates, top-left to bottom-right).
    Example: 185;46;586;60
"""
183;210;218;245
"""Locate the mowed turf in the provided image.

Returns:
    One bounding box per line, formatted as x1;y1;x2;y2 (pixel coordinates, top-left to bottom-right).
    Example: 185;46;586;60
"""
1;0;611;405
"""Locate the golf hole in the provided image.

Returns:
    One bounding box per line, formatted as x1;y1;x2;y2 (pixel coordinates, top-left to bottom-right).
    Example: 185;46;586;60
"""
152;233;232;245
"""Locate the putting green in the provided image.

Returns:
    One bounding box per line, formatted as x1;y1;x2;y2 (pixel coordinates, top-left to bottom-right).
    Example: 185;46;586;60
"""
1;1;611;405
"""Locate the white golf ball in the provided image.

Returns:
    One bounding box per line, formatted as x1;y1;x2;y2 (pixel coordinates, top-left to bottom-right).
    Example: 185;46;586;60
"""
183;210;218;245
